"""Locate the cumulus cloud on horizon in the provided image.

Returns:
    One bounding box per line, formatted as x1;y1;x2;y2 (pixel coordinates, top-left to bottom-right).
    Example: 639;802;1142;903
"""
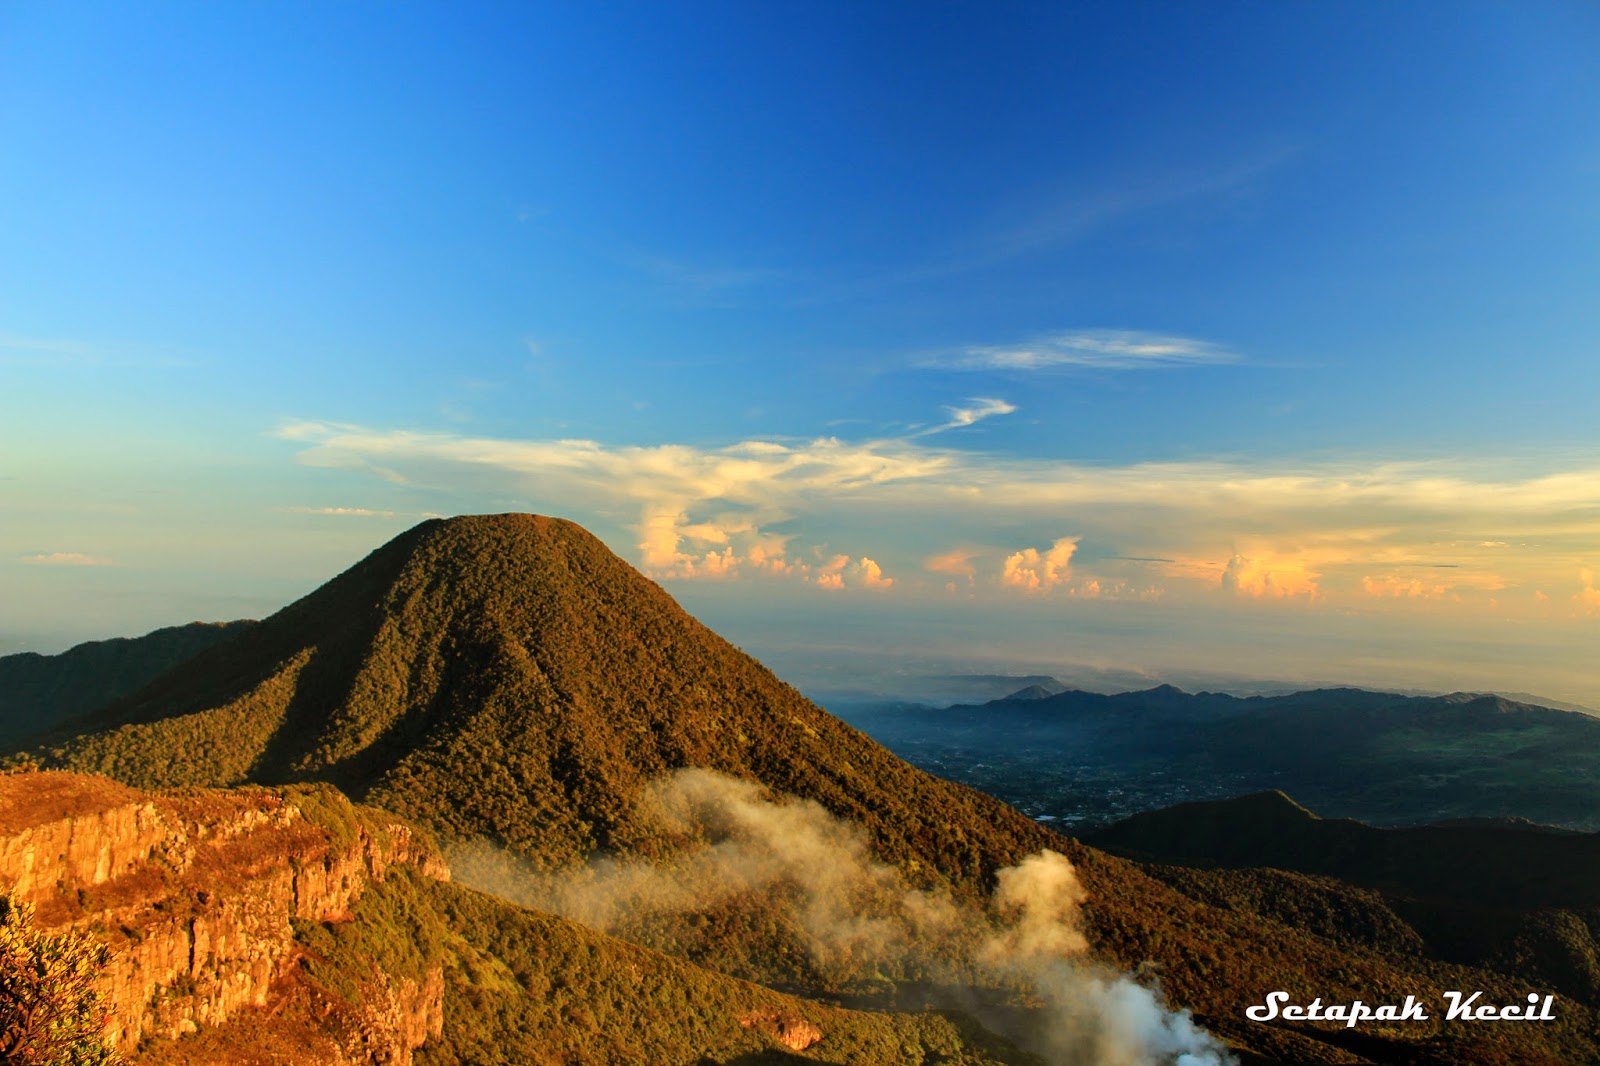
1002;538;1080;593
21;552;112;567
274;418;1600;618
1579;569;1600;615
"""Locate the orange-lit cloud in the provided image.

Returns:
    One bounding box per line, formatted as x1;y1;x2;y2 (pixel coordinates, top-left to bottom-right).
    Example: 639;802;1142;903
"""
811;554;893;591
1579;569;1600;615
1065;578;1164;601
925;547;980;581
857;557;893;589
641;509;807;581
1362;575;1449;599
1222;553;1319;599
815;554;850;590
1002;538;1079;592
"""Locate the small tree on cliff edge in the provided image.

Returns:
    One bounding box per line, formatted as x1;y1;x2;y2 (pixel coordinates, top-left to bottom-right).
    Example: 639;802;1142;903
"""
0;896;118;1066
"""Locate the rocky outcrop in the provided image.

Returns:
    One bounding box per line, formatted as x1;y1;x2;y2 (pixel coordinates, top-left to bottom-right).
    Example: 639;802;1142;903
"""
740;1010;823;1051
346;967;447;1065
0;771;449;1064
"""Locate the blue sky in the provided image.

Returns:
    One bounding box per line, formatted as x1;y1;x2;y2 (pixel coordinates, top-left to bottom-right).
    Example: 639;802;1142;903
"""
4;3;1599;704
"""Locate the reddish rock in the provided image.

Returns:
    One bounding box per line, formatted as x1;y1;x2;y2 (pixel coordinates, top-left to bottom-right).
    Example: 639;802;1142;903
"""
0;771;449;1064
741;1009;823;1051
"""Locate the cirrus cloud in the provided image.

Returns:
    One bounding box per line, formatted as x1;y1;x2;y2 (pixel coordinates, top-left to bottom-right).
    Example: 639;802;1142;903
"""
933;330;1239;372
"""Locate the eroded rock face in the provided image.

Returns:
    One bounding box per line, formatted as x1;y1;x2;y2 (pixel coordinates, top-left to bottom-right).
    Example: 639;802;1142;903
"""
0;771;449;1064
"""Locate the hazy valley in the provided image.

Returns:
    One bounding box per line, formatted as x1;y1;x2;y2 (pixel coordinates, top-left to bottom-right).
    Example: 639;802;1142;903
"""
833;685;1600;832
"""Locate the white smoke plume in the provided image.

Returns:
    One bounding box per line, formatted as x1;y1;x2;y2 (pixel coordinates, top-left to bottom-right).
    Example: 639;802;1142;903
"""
979;851;1226;1066
450;768;1233;1066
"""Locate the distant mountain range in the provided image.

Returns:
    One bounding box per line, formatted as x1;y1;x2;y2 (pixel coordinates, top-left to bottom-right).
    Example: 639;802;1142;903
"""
836;683;1600;830
815;670;1596;718
6;514;1600;1063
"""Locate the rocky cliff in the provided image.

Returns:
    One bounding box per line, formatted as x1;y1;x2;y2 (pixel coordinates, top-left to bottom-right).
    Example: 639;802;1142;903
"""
0;771;449;1064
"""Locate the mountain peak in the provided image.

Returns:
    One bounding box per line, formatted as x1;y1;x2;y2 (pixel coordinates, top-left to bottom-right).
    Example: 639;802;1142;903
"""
997;681;1068;702
27;513;1061;888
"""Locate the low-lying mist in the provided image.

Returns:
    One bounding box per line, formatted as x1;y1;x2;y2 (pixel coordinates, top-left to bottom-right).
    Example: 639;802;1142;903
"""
450;767;1232;1066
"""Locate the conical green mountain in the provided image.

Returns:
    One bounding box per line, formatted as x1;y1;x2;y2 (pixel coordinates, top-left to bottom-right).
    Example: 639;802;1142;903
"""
21;514;1600;1063
33;514;1056;884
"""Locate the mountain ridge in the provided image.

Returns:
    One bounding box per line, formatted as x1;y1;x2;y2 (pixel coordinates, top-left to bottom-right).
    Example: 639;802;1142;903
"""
0;620;256;746
843;681;1600;830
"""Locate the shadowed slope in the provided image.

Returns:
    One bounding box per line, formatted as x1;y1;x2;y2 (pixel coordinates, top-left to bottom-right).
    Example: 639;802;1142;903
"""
1091;790;1600;912
1093;792;1600;1007
0;621;255;746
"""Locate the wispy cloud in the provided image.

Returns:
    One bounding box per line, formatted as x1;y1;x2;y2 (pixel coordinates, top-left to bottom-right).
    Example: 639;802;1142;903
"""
21;552;112;567
942;397;1017;426
932;330;1239;372
910;397;1019;436
623;146;1299;311
970;147;1299;268
0;334;96;362
624;251;781;308
0;332;195;369
925;547;981;581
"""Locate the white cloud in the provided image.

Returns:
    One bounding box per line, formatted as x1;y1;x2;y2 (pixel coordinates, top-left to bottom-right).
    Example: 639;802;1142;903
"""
22;552;111;567
906;397;1018;437
937;397;1017;430
937;330;1238;372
